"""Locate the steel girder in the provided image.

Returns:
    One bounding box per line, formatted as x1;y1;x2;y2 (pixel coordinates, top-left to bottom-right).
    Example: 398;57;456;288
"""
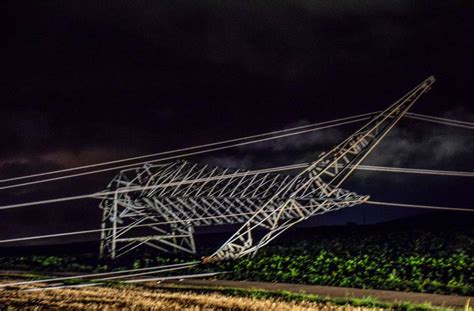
99;160;365;259
205;76;435;261
100;76;435;260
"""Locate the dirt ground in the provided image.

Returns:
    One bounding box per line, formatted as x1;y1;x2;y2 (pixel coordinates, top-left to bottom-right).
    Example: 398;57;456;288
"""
0;279;382;310
1;271;473;310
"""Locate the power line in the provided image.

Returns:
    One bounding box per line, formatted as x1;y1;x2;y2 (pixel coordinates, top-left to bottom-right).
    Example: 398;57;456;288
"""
0;192;100;210
0;211;279;245
0;116;372;191
355;165;474;177
97;264;197;281
0;200;471;245
407;112;474;127
1;163;473;211
406;114;474;130
24;282;101;292
0;164;306;210
366;200;474;212
1;112;471;192
0;261;199;288
0;112;376;185
23;271;224;292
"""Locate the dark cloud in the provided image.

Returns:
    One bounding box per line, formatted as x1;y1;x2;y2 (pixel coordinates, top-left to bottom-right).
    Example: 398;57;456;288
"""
203;119;345;169
0;147;137;181
366;112;474;170
202;106;474;201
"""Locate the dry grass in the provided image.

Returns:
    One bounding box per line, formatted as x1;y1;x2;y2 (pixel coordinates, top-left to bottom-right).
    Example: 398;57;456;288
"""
0;280;385;310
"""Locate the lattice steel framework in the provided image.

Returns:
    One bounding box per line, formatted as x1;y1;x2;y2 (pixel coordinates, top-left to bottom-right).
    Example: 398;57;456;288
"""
100;76;435;260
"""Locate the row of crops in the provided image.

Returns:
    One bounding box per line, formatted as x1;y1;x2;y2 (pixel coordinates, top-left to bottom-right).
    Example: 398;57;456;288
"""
1;218;473;296
209;226;474;295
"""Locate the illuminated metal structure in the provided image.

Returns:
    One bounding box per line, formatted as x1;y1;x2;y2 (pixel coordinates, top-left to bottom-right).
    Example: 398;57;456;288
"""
100;76;435;260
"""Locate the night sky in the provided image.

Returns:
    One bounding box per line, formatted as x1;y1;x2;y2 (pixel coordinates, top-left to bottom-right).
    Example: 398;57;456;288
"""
1;0;473;245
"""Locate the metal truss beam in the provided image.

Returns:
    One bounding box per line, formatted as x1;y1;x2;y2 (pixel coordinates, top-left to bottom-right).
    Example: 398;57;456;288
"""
99;76;435;260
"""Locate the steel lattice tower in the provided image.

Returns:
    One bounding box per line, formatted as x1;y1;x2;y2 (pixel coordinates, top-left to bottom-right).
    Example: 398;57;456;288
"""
99;76;435;260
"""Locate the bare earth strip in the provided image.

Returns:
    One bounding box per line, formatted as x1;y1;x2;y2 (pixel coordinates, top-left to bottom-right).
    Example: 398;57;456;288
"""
160;279;474;308
0;280;380;310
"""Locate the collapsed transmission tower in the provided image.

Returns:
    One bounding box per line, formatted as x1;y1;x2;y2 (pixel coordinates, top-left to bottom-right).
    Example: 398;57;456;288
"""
100;76;435;260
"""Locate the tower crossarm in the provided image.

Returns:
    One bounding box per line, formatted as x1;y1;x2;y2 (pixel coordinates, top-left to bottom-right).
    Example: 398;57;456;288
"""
203;76;436;262
306;76;436;194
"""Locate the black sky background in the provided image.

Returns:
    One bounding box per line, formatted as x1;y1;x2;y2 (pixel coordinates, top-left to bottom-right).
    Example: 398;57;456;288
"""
1;0;473;245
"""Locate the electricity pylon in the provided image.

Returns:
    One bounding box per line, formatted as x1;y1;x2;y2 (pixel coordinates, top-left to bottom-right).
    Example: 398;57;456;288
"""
99;76;435;260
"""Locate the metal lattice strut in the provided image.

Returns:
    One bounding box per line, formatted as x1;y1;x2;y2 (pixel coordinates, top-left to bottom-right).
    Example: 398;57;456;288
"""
99;76;435;260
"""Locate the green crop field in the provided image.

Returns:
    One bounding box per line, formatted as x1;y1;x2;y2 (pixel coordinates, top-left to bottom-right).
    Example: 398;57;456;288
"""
212;230;474;295
1;214;473;296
